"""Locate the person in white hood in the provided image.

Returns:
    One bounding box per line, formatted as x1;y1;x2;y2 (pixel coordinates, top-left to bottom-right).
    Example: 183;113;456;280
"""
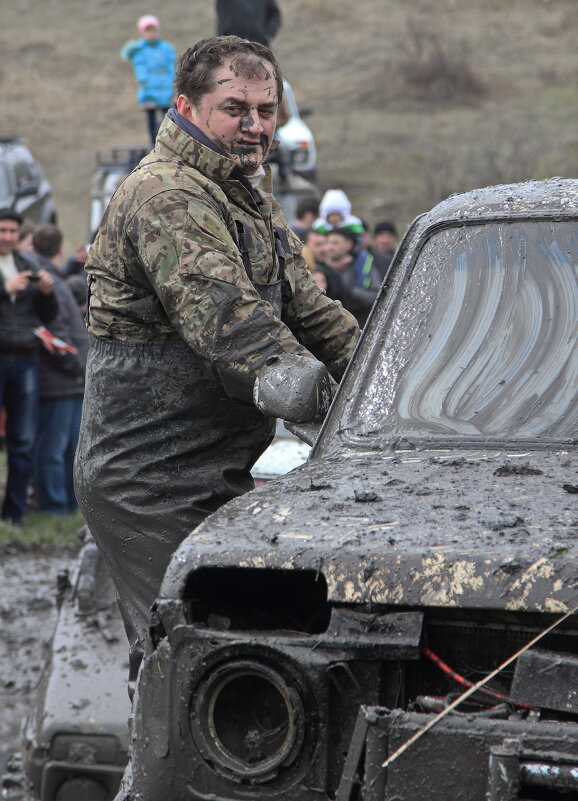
313;189;364;235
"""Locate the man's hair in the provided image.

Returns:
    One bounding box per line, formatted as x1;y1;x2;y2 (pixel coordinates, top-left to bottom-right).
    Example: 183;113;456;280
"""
175;36;283;108
330;227;359;247
295;196;320;220
305;227;326;243
66;275;88;307
0;208;23;225
32;224;63;259
374;220;398;237
19;220;38;240
327;227;361;253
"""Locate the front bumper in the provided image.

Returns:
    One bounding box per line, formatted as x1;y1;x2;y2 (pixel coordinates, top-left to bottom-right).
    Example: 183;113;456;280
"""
338;707;578;801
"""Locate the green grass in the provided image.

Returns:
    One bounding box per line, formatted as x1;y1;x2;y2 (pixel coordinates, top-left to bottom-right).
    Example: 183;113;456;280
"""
0;510;85;549
0;452;84;549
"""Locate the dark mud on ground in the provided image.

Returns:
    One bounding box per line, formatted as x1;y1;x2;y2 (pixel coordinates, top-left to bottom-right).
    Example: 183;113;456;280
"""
0;548;77;772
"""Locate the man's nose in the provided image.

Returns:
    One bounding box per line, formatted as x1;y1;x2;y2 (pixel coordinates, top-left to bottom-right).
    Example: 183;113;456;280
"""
246;111;265;133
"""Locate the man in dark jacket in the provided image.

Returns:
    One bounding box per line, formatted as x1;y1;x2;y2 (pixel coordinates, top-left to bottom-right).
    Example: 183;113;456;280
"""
324;227;382;327
30;225;88;515
215;0;281;46
0;209;57;525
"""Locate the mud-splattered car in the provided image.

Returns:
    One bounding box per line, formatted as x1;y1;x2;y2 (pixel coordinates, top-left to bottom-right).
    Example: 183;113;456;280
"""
12;447;309;801
17;532;130;801
15;178;578;801
125;178;578;801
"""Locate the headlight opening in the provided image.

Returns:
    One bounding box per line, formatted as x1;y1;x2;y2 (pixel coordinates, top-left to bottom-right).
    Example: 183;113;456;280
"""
191;657;307;782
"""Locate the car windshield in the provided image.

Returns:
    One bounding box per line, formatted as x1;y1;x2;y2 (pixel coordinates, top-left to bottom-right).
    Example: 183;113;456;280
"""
324;219;577;451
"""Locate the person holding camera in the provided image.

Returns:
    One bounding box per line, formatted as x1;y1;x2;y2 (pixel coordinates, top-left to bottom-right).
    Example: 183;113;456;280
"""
0;208;57;525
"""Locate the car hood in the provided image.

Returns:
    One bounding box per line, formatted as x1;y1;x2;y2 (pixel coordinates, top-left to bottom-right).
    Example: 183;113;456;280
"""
163;448;578;613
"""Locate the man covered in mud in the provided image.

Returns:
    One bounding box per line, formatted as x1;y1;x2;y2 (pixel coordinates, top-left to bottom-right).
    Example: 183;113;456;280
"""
74;36;359;692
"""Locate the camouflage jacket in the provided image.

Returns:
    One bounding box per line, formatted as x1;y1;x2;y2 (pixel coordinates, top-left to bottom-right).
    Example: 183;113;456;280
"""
86;115;360;403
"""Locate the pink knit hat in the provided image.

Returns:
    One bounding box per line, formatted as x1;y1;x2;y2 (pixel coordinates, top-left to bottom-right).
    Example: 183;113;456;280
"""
137;14;160;33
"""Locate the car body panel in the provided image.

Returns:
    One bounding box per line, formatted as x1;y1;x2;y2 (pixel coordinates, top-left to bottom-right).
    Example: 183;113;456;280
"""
21;538;129;801
276;80;317;179
0;138;56;224
164;448;577;614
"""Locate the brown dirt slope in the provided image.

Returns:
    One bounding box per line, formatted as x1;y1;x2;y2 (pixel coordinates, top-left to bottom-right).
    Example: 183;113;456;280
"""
2;0;577;250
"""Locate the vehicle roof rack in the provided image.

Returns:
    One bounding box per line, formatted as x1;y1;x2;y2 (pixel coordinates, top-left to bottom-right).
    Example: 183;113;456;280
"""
95;146;148;171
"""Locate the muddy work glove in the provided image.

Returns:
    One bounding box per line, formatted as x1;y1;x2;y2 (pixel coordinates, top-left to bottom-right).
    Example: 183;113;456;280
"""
254;354;333;424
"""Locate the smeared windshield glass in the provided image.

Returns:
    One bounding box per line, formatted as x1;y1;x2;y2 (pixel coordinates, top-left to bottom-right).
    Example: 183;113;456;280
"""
331;220;577;449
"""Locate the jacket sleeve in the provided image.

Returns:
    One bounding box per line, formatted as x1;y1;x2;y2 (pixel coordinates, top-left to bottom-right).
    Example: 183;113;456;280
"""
125;193;357;403
131;47;149;87
42;283;86;378
34;288;59;326
165;42;176;70
280;245;360;382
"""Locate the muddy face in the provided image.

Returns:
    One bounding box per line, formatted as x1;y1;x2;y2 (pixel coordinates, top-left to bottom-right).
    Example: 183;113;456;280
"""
177;55;278;174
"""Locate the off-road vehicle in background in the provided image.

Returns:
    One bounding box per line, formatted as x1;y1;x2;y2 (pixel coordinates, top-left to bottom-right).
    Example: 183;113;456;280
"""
275;79;317;184
13;178;578;801
0;138;57;224
17;531;130;801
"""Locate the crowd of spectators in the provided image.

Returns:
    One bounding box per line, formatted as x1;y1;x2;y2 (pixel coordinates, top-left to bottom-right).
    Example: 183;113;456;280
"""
292;190;399;329
0;209;88;526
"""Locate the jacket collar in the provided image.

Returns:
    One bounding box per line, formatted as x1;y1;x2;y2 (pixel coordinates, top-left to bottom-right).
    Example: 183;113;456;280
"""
166;108;223;158
14;250;37;273
158;111;241;182
156;112;274;201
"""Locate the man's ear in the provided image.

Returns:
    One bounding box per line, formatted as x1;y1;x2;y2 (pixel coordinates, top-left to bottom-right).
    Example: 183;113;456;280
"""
176;94;193;120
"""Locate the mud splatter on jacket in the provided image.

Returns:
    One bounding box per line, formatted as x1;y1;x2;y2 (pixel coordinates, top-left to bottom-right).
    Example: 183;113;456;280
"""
86;114;359;402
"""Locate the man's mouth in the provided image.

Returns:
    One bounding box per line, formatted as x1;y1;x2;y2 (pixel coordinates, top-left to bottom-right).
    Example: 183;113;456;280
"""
235;141;261;151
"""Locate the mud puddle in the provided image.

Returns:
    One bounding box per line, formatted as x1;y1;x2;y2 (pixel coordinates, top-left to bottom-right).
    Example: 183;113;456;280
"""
0;548;76;770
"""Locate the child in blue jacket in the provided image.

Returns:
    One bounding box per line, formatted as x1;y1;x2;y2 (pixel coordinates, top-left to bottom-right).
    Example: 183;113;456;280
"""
121;15;176;144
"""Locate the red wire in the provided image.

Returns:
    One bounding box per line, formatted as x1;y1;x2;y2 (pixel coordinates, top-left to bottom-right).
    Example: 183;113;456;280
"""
421;645;535;710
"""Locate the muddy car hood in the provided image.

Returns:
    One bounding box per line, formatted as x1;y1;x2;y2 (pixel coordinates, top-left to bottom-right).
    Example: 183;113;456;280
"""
163;447;577;613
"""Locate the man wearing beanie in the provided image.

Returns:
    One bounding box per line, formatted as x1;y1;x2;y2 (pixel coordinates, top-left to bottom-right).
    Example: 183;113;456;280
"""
374;219;399;259
370;219;399;279
324;226;382;327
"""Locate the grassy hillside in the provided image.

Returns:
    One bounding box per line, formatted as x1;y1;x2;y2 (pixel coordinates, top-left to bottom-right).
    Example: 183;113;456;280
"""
2;0;577;251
